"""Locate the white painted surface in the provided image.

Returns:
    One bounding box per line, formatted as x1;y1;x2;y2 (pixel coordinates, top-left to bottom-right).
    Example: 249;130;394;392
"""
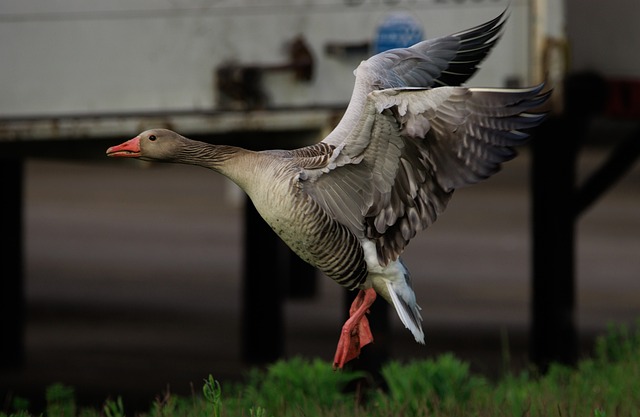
1;0;527;117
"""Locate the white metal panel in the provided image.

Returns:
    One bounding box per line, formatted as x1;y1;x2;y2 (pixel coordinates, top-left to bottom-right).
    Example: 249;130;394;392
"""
0;0;528;117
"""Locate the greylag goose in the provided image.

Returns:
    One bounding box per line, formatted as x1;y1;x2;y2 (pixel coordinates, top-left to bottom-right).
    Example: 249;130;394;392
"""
107;11;549;369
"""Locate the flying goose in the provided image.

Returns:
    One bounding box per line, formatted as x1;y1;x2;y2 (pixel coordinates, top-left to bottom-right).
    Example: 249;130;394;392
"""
107;11;549;369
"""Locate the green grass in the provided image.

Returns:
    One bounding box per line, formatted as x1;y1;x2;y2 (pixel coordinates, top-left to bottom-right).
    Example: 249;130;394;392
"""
3;322;640;417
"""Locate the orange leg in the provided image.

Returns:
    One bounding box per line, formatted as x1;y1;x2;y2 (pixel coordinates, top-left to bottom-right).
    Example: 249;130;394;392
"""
332;288;377;370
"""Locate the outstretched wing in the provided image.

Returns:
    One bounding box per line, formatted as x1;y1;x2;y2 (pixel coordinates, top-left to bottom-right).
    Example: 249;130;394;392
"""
298;85;549;266
323;10;507;147
366;9;506;90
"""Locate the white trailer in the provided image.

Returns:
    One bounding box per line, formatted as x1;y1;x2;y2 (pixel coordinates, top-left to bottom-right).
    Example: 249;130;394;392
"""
1;0;533;118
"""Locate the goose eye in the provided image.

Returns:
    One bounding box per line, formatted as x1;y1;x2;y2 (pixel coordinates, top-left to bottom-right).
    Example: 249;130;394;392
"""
149;135;157;141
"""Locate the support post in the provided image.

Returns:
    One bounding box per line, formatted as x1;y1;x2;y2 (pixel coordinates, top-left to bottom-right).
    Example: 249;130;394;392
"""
529;72;609;371
285;253;317;300
241;199;284;364
530;118;579;372
0;156;25;370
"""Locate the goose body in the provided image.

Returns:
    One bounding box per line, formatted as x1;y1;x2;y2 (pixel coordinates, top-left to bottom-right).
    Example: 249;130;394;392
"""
107;10;549;368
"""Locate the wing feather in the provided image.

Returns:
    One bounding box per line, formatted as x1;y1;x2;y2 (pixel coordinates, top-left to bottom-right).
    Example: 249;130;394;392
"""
367;10;507;90
299;85;548;266
323;10;507;148
290;9;549;266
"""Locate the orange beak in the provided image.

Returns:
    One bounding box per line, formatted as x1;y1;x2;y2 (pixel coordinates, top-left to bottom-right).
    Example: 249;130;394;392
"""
106;136;141;157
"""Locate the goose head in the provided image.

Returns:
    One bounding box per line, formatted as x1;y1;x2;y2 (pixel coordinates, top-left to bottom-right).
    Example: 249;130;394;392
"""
106;129;187;162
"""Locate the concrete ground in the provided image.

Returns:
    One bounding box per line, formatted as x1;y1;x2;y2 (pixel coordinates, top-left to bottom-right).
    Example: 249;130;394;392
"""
1;145;638;411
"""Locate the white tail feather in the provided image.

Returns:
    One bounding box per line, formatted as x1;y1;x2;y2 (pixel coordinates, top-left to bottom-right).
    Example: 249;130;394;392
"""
386;280;425;344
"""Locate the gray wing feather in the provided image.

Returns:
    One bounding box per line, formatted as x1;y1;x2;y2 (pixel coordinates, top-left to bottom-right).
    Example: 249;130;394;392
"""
300;84;549;266
366;10;506;90
422;85;550;191
322;10;506;149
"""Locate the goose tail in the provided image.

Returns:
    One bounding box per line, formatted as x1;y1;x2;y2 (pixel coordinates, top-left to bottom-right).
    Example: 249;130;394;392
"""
385;269;425;344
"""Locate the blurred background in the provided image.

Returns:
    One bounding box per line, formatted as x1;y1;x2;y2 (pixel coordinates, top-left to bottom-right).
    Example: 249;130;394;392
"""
1;0;638;412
